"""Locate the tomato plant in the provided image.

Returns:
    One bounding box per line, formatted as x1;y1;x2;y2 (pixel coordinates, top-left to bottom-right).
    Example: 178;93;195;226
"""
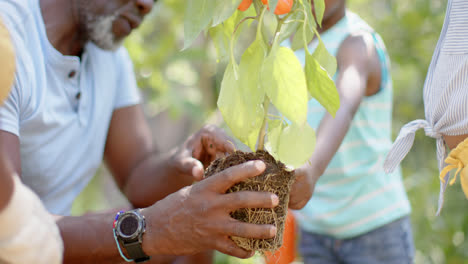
184;0;339;168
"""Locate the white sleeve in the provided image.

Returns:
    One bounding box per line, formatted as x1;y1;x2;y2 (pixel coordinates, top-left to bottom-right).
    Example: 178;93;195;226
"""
0;176;63;264
0;76;21;136
113;47;142;110
0;14;30;137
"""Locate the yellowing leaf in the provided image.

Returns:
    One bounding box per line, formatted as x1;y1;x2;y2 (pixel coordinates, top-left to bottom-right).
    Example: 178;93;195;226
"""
313;0;325;27
305;53;340;116
266;121;316;168
265;119;284;160
218;39;267;150
312;36;337;77
291;25;314;51
209;12;242;63
261;47;308;125
184;0;215;49
212;0;243;27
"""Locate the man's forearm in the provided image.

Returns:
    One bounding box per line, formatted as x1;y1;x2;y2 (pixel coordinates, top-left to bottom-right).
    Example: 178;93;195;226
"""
57;211;173;264
57;213;128;264
123;150;193;208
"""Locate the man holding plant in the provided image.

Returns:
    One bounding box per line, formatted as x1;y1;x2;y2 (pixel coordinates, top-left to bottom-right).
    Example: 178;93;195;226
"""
0;0;280;263
288;0;415;263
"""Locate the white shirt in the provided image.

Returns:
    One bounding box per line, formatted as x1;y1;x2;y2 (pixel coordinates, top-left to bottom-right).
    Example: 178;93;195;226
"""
384;0;468;214
0;0;141;215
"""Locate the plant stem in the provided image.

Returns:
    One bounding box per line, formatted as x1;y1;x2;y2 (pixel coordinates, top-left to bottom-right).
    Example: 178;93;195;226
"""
256;11;291;152
233;16;257;35
257;96;270;151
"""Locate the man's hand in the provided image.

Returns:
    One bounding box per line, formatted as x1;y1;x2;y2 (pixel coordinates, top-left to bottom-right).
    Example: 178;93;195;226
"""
142;160;279;259
288;166;318;210
169;124;235;181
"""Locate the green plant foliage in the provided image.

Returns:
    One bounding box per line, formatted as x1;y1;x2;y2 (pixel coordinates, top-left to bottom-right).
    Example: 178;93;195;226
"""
183;0;215;49
183;0;337;168
217;38;267;150
212;0;244;27
265;119;283;156
305;52;339;116
312;0;325;27
277;122;316;167
311;34;337;77
261;46;308;125
266;120;316;168
291;22;314;50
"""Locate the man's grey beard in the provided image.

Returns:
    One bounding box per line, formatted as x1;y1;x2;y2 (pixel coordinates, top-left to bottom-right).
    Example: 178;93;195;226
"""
85;13;123;51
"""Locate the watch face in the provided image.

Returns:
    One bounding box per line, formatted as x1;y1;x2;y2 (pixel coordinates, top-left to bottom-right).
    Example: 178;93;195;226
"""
118;213;141;240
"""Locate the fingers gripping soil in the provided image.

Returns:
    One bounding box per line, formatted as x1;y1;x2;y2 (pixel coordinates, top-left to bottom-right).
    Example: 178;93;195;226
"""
200;161;266;192
146;161;278;257
225;220;276;240
215;238;253;259
220;191;279;211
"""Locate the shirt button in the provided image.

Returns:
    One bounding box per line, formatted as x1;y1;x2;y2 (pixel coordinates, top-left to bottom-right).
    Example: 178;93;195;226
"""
75;92;81;100
68;70;77;78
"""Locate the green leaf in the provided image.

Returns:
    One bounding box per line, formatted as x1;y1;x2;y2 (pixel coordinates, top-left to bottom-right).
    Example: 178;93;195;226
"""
278;11;303;44
302;0;316;33
217;38;267;150
305;52;340;116
183;0;215;50
313;0;325;27
312;36;337;77
291;24;314;51
265;119;284;160
269;0;279;15
209;11;242;63
266;121;316;168
261;46;308;125
277;122;316;168
212;0;243;27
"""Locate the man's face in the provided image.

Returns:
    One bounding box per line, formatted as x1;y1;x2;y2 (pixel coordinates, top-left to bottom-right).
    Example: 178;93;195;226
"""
77;0;154;50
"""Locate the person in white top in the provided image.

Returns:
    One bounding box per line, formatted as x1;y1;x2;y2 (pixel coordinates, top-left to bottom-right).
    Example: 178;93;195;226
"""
384;0;468;215
0;0;280;263
0;18;63;264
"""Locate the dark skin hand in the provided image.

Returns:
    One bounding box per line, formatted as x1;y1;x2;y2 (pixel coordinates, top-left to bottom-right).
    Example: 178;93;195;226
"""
56;161;278;264
104;105;234;208
289;31;382;209
0;157;15;212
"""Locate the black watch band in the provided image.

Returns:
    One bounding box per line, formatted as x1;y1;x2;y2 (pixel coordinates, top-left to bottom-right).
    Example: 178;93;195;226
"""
124;240;151;263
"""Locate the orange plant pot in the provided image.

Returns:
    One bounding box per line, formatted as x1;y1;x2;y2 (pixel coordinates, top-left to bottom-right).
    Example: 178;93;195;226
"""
264;209;296;264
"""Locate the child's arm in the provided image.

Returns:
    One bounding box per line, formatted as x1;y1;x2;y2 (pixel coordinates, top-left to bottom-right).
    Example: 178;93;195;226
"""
289;32;381;209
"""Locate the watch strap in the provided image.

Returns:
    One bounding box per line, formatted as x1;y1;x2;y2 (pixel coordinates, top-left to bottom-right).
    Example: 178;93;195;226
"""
124;240;151;263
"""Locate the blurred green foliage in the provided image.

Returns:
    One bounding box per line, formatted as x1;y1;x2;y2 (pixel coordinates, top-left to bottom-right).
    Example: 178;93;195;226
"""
73;0;468;263
349;1;468;263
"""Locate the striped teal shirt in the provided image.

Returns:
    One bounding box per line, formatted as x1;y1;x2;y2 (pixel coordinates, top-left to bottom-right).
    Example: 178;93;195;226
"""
293;11;411;239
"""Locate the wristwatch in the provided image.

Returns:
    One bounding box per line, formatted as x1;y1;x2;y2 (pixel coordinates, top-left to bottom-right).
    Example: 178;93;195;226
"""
114;209;151;263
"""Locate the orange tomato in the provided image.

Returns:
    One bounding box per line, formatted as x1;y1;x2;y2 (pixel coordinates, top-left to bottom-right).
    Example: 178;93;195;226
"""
261;0;294;15
238;0;253;11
